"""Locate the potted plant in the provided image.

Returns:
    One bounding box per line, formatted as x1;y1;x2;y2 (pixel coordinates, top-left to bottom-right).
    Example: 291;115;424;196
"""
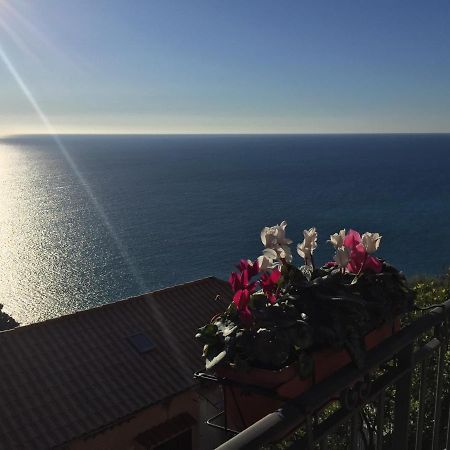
196;222;414;429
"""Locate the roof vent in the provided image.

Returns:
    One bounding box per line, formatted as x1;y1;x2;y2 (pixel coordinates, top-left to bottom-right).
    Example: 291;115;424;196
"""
127;333;155;353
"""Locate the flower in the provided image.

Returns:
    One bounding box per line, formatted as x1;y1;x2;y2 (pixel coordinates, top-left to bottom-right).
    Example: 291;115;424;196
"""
236;259;259;278
334;246;351;268
261;220;292;247
329;229;346;248
296;241;308;259
303;227;318;246
260;221;293;263
344;229;382;274
361;232;382;254
257;248;278;272
297;227;318;263
343;229;361;250
364;256;383;273
229;259;259;312
260;269;282;303
197;223;414;373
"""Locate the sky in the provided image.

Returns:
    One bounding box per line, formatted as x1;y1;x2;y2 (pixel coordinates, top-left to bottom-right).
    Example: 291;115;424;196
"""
0;0;449;135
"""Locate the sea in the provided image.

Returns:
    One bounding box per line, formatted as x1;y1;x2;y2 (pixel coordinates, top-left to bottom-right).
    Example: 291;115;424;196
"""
0;134;449;325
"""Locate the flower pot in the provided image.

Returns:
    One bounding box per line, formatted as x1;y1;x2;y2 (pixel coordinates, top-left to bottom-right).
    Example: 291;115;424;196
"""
217;318;400;431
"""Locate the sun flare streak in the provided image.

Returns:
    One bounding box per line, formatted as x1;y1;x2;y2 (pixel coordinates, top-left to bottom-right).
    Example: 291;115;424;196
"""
0;44;189;368
0;45;138;291
0;15;37;62
0;45;137;283
0;0;81;72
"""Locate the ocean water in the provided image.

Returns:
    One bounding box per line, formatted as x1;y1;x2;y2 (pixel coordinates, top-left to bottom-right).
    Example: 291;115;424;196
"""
0;134;449;324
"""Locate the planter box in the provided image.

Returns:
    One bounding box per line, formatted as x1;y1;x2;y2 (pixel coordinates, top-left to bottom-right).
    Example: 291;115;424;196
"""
216;319;400;430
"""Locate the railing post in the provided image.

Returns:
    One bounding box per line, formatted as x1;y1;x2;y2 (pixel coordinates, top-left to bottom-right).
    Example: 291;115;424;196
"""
432;322;449;450
391;343;414;448
415;359;429;450
376;391;386;450
351;410;362;450
214;302;450;450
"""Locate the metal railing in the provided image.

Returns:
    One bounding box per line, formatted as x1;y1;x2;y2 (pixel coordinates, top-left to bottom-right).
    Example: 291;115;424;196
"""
216;300;450;449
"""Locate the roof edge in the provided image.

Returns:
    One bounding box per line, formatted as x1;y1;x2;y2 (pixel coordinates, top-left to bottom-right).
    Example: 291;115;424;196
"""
1;276;228;335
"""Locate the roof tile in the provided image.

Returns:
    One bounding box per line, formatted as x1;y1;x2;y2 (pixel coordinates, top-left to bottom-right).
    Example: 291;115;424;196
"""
0;277;230;449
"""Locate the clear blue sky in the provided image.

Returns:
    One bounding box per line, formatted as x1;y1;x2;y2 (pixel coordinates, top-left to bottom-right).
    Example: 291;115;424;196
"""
0;0;449;134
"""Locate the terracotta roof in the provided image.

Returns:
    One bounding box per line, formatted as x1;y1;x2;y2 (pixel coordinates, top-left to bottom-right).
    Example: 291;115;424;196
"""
0;277;231;450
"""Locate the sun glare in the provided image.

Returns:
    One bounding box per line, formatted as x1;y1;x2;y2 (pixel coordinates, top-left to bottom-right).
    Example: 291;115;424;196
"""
0;2;188;364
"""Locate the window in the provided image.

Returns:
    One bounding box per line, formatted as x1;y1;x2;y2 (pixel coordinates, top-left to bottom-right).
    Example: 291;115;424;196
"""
154;429;192;450
127;333;155;353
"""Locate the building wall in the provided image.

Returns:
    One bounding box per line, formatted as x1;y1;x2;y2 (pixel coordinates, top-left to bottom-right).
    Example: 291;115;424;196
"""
68;390;198;450
67;385;229;450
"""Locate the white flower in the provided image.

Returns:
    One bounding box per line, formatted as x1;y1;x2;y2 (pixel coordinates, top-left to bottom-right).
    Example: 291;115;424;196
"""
278;245;293;263
261;226;278;249
296;240;315;262
329;229;346;248
257;248;277;271
296;241;309;259
277;222;293;245
262;248;278;260
259;221;293;263
257;256;271;272
361;232;382;254
260;221;292;247
303;227;318;250
334;246;350;268
297;227;318;262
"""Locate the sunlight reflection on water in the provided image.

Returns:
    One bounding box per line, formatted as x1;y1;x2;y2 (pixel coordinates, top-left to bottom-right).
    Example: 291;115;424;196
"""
0;141;132;324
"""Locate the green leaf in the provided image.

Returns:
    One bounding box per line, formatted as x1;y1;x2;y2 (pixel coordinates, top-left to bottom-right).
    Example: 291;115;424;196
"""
205;350;227;370
218;323;238;337
250;293;268;309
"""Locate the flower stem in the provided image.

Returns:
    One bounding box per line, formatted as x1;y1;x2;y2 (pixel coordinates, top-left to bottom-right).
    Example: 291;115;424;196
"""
356;253;368;278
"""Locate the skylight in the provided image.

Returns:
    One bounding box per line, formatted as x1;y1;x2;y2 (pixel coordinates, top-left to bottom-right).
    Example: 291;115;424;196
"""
127;333;155;353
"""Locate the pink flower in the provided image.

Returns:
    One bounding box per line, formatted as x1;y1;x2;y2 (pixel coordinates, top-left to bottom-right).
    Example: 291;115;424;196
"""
364;256;383;273
344;229;382;274
260;269;282;303
229;259;259;312
236;259;259;279
343;229;361;250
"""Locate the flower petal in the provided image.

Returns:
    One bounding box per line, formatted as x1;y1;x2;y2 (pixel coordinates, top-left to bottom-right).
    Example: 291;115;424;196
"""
344;229;361;249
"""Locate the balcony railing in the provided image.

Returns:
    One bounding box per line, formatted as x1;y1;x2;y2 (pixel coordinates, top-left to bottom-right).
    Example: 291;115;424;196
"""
214;299;450;449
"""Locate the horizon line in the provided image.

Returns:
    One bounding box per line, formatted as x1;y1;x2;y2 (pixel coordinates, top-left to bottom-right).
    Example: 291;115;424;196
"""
2;131;450;139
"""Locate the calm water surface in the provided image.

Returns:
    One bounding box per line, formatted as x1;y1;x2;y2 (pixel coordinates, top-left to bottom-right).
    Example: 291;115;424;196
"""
0;134;449;324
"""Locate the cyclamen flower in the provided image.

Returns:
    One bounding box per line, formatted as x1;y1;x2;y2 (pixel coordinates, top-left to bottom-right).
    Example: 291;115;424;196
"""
229;259;259;312
235;259;259;278
260;269;282;303
329;229;346;248
344;229;382;274
296;241;309;260
361;232;382;254
334;246;350;268
259;221;293;264
297;227;318;263
261;221;292;247
303;227;318;246
257;248;278;272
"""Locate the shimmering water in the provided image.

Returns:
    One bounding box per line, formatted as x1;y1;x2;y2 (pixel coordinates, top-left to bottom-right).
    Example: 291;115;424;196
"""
0;134;449;324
